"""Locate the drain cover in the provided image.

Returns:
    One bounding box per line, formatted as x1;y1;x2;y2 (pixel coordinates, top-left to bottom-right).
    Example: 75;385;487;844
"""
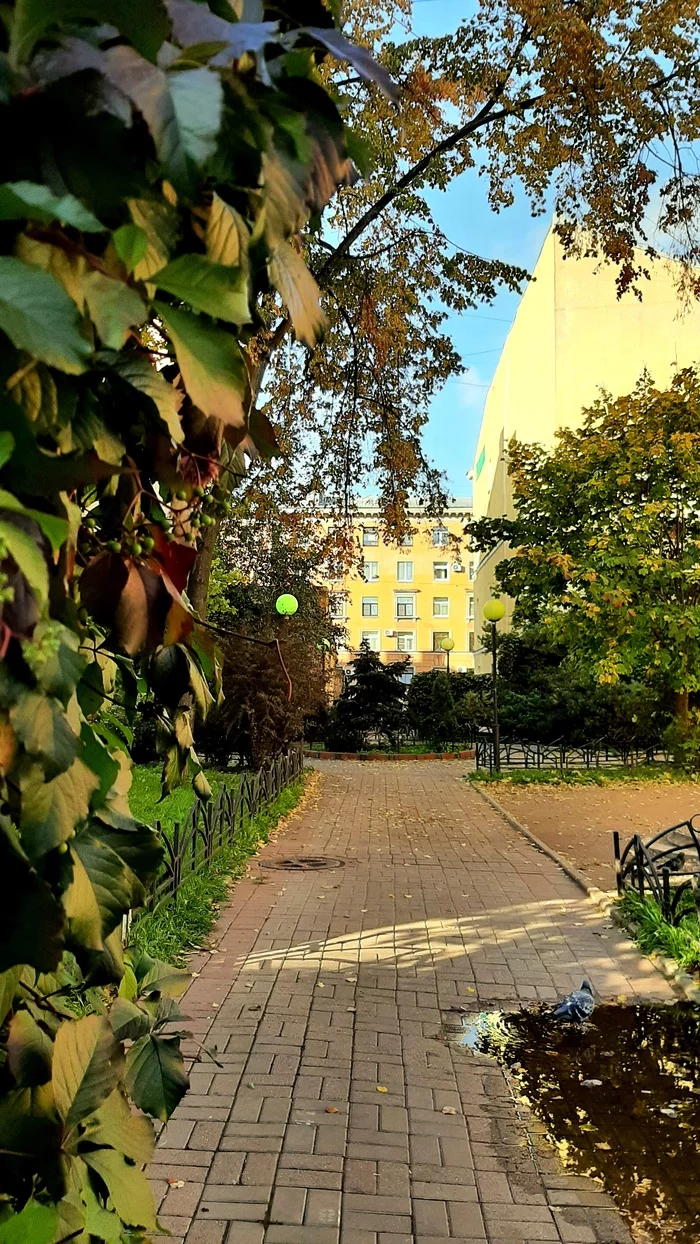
260;856;344;871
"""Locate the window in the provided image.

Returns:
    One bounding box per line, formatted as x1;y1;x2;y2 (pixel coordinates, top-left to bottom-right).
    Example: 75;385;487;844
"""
329;593;345;619
475;446;486;479
467;594;474;620
433;561;449;581
362;528;378;546
433;597;449;618
397;560;414;582
468;559;475;581
361;596;378;617
432;527;449;547
398;664;415;685
396;631;415;653
364;560;379;581
361;630;380;651
400;532;413;546
396;593;415;619
469;631;476;652
433;631;450;652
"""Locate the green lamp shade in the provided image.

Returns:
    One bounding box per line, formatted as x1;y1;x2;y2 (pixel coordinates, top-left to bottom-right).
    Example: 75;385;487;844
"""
440;637;455;652
276;593;298;616
483;598;506;623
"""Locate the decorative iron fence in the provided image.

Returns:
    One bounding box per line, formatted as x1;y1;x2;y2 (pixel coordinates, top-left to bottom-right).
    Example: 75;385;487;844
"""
475;736;666;772
146;746;305;911
614;819;700;924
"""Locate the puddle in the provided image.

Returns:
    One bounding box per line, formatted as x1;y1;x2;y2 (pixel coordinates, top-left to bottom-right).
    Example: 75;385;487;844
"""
453;1002;700;1244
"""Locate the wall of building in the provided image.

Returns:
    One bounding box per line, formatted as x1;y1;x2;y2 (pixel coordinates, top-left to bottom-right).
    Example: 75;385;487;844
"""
329;501;475;681
471;228;700;671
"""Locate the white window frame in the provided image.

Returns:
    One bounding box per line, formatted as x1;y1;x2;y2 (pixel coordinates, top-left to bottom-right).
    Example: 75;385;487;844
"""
397;560;414;582
361;630;380;651
432;527;450;547
468;559;475;581
364;560;379;582
361;596;379;617
329;593;346;619
398;664;415;685
362;528;378;546
396;631;415;653
433;597;449;618
432;630;451;652
433;561;449;582
467;594;475;620
400;532;413;546
395;592;415;619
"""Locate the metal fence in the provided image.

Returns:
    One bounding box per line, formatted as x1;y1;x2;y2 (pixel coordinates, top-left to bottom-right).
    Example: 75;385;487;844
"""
147;746;305;911
614;819;700;924
475;736;667;772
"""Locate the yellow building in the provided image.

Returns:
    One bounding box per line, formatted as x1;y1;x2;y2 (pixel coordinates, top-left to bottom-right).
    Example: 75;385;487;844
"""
471;226;700;671
329;498;475;681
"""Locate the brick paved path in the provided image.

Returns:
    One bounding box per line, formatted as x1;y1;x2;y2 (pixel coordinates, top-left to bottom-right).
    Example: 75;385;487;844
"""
151;762;673;1244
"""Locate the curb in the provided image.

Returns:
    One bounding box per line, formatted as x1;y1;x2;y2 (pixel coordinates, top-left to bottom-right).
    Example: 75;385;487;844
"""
305;749;475;762
470;782;699;1004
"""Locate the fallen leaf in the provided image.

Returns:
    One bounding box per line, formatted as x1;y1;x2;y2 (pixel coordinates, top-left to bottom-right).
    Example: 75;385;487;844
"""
346;976;357;983
167;1179;185;1188
581;1079;602;1088
466;987;476;994
595;1142;612;1150
617;994;628;1003
316;982;325;989
326;1106;339;1114
347;1006;356;1013
441;1106;457;1115
376;1085;388;1093
404;894;413;898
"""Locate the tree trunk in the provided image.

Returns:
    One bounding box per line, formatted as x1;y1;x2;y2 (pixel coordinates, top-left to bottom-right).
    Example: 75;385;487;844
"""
675;689;690;731
188;516;221;620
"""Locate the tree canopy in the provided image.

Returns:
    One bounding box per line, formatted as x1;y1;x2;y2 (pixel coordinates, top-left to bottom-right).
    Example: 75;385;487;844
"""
470;370;700;717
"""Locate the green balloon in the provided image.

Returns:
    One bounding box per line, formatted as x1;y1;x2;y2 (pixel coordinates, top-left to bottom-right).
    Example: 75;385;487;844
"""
276;593;299;616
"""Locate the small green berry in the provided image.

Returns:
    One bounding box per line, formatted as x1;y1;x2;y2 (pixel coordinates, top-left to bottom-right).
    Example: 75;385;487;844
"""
58;842;69;855
78;607;89;624
83;516;97;531
107;540;121;554
142;535;155;552
193;484;205;498
201;513;214;527
190;515;201;529
131;541;143;557
175;487;188;500
185;530;196;543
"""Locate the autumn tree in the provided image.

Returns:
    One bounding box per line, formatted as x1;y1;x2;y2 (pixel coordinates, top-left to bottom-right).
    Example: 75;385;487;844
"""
192;0;700;611
469;370;700;728
0;0;382;1234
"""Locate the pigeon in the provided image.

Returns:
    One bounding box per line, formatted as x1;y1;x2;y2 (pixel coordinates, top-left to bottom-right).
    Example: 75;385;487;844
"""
552;979;595;1024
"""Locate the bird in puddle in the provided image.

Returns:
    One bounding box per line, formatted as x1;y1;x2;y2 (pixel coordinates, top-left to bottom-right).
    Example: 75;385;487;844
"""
552;980;595;1024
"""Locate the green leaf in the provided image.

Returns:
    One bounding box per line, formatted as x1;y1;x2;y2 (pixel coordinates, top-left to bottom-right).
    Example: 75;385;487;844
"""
0;257;90;374
0;965;22;1027
83;1147;157;1229
127;198;178;282
11;693;79;781
66;832;133;950
248;407;280;461
52;1014;124;1127
108;351;184;443
84;1087;155;1163
90;814;163;895
0;491;68;556
77;661;106;718
155;302;247;428
81;1175;122;1244
0;1201;57;1244
268;240;326;347
83;271;147;350
206;192;249;268
0;430;14;469
0;517;49;602
125;1032;189;1121
0;181;104;232
0;820;65;973
153;254;250;325
7;1009;54;1087
80;723;120;806
31;623;86;703
11;0;169;66
168;64;224;169
20;758;100;858
112;223;149;272
109;996;152;1043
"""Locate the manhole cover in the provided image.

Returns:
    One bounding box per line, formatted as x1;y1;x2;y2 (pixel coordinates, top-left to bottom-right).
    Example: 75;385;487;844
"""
260;856;344;871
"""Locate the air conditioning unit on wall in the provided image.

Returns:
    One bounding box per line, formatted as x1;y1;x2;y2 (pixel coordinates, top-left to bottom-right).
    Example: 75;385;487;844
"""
452;562;465;572
384;629;395;637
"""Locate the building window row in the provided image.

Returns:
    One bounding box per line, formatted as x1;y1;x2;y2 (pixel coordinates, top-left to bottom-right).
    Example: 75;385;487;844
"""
338;593;474;621
361;528;461;551
362;559;476;583
359;630;475;655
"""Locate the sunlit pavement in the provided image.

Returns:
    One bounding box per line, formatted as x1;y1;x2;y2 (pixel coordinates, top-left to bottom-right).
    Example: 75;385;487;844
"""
151;761;673;1244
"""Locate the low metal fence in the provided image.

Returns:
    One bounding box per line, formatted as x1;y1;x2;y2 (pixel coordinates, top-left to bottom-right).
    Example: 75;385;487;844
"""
614;819;700;924
147;746;304;911
475;736;667;772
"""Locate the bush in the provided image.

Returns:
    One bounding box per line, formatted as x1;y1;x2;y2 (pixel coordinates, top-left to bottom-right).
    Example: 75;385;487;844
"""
407;669;491;744
430;672;458;750
326;644;409;751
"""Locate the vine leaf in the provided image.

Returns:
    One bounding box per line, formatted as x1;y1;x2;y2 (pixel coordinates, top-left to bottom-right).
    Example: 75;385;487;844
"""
108;352;184;443
165;0;279;64
0;257;90;374
156;303;247;428
153;254;250;325
0;821;65;973
125;1032;189;1121
83;272;147;350
20;758;100;858
0;1201;57;1244
82;1087;155;1163
83;1147;157;1230
112;224;148;272
11;0;169;66
7;1009;53;1087
0;516;49;603
11;692;79;781
52;1014;124;1128
0;181;104;232
268;240;326;346
206;193;249;267
304;26;399;101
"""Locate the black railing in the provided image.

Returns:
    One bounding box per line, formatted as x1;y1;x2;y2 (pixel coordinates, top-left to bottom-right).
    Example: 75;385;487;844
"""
146;746;304;911
475;736;666;772
615;818;700;924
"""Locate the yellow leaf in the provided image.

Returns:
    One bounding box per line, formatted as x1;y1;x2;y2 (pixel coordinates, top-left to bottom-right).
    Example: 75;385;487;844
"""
376;1085;388;1093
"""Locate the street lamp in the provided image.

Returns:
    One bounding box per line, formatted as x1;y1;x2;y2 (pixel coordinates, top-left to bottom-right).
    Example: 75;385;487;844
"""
483;598;505;772
440;635;455;675
275;593;298;616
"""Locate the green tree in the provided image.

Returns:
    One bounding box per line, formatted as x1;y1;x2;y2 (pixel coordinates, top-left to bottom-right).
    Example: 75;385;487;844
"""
470;370;700;728
326;643;408;750
430;671;458;751
0;1;378;1233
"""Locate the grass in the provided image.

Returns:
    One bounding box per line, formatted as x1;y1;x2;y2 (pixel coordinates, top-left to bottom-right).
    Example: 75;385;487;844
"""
619;889;700;974
129;763;241;836
467;764;698;788
129;773;310;965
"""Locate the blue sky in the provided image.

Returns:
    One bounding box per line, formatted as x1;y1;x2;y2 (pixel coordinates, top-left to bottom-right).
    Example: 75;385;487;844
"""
410;0;550;498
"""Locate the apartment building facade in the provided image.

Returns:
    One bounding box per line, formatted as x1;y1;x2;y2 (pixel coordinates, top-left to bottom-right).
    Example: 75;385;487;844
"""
328;498;475;681
471;226;700;671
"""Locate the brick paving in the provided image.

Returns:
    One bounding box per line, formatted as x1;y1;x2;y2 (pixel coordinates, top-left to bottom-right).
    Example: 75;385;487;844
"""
151;761;674;1244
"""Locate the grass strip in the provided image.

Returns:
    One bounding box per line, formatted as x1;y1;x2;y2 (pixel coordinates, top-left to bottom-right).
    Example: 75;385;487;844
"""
129;773;309;965
467;765;697;787
619;889;700;974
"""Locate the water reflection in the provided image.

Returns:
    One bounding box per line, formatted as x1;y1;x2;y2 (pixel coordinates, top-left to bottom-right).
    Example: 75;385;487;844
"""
455;1002;700;1244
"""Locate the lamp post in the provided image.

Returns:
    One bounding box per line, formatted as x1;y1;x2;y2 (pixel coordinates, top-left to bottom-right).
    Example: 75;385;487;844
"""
275;593;298;617
483;598;505;772
440;635;455;675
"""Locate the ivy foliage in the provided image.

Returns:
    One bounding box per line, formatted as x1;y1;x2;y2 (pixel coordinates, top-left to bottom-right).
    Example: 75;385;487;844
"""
0;0;384;1235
